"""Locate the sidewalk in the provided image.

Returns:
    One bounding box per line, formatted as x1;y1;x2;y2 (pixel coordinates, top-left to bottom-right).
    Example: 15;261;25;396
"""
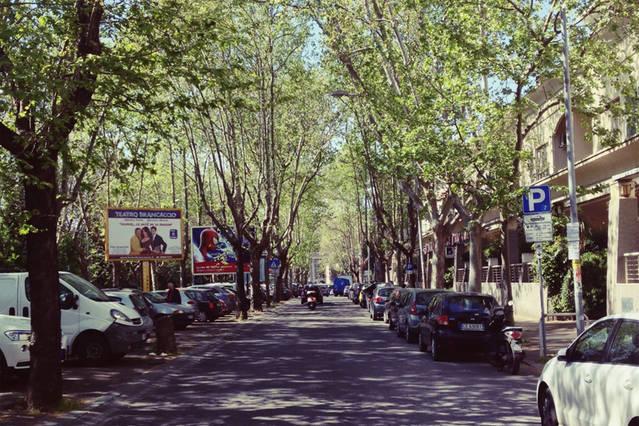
517;319;578;375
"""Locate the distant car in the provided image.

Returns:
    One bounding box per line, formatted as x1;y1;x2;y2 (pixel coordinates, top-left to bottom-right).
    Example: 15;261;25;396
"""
349;283;362;303
343;284;351;297
319;285;330;297
396;289;446;343
359;283;378;309
155;288;222;322
142;292;195;330
104;289;154;338
368;286;394;320
384;288;409;330
537;313;639;426
418;292;498;361
0;314;31;384
191;284;236;314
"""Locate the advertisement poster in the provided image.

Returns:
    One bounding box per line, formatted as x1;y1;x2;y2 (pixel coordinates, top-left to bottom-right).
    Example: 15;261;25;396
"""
106;208;183;261
191;226;250;275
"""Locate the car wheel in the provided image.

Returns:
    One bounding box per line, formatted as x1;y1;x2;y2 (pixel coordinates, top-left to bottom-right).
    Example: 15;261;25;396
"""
431;335;444;362
418;332;427;352
0;352;8;386
77;334;110;364
540;388;559;426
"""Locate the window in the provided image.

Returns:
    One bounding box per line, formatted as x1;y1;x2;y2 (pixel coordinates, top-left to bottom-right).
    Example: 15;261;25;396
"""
58;284;74;310
608;320;639;366
533;144;549;179
59;273;110;302
446;296;496;314
571;320;615;362
626;88;639;139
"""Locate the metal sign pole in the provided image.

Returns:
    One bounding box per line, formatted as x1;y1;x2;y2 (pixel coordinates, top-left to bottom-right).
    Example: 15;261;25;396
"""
535;243;547;358
561;6;585;334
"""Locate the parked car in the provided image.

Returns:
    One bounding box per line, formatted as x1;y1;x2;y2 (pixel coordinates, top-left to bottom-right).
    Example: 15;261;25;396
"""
104;289;155;337
396;289;447;342
191;284;236;314
418;292;498;361
368;285;395;320
343;284;351;297
319;285;331;297
349;283;362;303
0;314;31;383
384;287;409;330
155;288;222;322
359;283;378;309
142;292;195;330
537;313;639;426
0;272;146;363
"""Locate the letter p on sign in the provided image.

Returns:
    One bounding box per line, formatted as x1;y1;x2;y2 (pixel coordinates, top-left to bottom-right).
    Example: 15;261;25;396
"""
522;185;551;214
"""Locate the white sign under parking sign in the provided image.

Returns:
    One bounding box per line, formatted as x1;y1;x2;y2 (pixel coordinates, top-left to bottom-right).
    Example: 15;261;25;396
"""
523;213;553;242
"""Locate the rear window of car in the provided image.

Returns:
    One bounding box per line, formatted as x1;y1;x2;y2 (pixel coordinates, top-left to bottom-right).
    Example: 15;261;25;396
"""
415;292;437;305
378;288;392;297
186;290;207;301
447;296;495;313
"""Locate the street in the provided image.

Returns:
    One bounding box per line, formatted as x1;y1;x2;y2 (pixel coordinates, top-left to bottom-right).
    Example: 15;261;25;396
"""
42;297;541;426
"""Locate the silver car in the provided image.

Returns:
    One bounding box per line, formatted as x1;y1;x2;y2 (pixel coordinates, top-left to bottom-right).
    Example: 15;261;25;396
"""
142;292;196;330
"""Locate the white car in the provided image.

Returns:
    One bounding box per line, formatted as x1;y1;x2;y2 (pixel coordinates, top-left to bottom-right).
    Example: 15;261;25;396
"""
0;314;31;383
537;313;639;426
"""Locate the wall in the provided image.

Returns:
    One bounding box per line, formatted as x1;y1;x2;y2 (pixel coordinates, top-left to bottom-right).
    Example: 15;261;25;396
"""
482;282;548;321
614;284;639;313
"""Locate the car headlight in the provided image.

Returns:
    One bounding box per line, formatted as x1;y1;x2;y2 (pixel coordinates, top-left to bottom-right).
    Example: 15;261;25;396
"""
175;310;184;314
5;330;31;342
110;309;132;323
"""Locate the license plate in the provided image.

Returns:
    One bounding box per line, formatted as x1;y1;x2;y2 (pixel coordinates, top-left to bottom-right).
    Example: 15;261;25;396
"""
460;323;485;331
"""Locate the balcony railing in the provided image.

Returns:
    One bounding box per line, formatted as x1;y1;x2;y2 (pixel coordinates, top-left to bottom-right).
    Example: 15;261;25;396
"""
624;253;639;283
458;263;534;285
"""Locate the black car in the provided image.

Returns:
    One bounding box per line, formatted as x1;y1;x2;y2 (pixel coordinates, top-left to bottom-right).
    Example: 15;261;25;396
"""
396;289;447;343
418;292;499;361
384;287;409;330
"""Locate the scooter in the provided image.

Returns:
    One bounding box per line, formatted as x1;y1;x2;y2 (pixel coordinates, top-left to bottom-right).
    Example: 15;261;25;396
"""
488;306;525;374
307;295;317;310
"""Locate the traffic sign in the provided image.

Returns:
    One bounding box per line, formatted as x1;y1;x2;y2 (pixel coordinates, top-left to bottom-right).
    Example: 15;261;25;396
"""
523;186;553;243
523;186;552;214
269;258;281;269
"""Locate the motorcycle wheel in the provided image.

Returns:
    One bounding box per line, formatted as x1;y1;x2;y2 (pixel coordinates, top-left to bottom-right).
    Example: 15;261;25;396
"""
499;341;520;375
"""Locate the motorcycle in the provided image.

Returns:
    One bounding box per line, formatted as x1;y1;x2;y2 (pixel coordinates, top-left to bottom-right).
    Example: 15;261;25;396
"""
488;305;525;374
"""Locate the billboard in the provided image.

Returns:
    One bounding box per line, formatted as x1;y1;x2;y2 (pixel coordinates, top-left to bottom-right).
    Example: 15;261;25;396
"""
105;208;183;261
191;226;250;275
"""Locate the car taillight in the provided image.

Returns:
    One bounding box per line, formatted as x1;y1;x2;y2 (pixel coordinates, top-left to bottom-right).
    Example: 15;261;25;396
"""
507;330;523;340
187;300;195;305
208;301;216;310
436;315;449;325
375;296;383;304
410;302;417;315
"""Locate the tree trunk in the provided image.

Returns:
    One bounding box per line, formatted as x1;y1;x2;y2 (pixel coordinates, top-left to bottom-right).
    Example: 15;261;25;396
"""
235;250;249;320
250;251;263;311
501;219;514;324
468;221;483;293
430;224;447;289
24;156;62;411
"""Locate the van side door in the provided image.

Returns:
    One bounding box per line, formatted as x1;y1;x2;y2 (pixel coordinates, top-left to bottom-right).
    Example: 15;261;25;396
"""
0;275;19;316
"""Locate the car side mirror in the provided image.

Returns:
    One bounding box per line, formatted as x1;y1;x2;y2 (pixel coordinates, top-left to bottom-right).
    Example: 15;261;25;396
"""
60;293;76;310
557;347;568;361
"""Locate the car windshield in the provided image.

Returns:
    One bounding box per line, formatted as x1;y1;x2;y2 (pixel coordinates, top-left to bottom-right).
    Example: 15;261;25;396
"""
129;294;148;312
416;292;437;305
186;290;208;302
60;273;111;302
145;292;167;303
378;288;393;297
448;296;494;313
204;291;219;301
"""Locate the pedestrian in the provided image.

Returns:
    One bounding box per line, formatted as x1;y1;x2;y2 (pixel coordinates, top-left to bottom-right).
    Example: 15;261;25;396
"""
166;281;181;304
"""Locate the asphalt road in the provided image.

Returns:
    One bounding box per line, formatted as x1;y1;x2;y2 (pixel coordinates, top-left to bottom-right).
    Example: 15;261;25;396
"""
62;297;540;425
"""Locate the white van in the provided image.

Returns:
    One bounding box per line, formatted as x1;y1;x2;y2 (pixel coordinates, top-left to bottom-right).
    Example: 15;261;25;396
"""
0;272;147;363
0;314;30;383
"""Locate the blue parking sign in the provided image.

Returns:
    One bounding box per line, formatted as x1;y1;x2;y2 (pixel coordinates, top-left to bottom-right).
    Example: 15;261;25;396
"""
522;186;551;214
